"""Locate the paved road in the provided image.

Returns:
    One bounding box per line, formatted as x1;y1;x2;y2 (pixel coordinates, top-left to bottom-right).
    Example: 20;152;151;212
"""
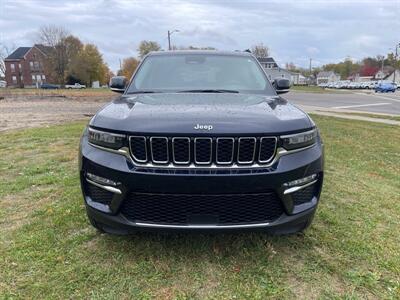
285;91;400;115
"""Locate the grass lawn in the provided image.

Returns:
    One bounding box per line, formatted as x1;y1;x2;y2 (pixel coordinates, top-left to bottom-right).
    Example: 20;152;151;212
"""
0;116;399;299
338;112;400;122
290;85;349;94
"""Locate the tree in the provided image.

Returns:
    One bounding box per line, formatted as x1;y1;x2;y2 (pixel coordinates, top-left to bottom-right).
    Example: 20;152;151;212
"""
68;44;108;86
285;62;299;72
175;45;217;50
36;25;69;84
137;40;161;58
64;35;83;63
0;43;15;77
322;57;360;79
251;43;269;58
120;57;139;79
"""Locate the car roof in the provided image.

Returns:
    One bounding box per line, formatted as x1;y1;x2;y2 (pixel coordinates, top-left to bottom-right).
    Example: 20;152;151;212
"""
147;50;253;57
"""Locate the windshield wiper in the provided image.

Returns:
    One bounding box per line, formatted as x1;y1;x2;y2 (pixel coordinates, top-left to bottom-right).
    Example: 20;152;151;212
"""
126;90;162;94
177;89;239;93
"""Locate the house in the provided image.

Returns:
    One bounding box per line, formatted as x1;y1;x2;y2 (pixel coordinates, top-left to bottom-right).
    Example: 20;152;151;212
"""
257;57;293;83
290;72;308;85
374;67;394;81
257;57;279;69
4;44;52;88
382;69;400;84
316;71;340;84
347;73;374;82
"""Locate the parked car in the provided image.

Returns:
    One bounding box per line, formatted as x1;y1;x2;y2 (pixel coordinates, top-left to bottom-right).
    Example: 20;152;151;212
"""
79;51;324;235
375;82;396;93
65;83;86;89
0;80;6;88
40;83;60;89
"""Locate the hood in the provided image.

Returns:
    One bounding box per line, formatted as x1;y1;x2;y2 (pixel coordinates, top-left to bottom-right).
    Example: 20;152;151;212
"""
90;93;312;135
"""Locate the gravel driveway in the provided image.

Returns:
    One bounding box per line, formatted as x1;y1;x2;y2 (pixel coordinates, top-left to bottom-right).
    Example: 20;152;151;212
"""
0;92;111;132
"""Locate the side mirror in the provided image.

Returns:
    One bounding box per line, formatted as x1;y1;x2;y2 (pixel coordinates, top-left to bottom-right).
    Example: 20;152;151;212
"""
273;78;291;94
110;76;127;93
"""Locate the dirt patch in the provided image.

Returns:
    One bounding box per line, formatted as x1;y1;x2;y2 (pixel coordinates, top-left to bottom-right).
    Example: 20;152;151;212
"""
0;186;60;233
0;92;113;132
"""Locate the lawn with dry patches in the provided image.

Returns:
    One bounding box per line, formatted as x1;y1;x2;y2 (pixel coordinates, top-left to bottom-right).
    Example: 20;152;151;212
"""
0;116;399;299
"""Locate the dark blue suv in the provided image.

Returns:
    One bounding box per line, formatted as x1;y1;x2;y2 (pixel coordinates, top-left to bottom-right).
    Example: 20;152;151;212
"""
79;51;324;234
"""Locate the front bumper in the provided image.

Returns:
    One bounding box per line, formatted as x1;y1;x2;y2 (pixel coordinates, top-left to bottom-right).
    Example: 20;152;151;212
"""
79;135;324;233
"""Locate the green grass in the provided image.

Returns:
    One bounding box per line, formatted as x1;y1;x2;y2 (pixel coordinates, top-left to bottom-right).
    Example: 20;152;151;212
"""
338;112;400;122
290;85;349;94
1;117;399;299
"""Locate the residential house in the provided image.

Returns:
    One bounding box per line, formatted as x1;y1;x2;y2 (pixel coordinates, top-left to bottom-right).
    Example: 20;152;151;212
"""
257;57;279;69
374;67;395;81
347;73;374;82
290;72;307;85
4;44;52;88
382;69;400;84
257;57;293;83
316;71;340;84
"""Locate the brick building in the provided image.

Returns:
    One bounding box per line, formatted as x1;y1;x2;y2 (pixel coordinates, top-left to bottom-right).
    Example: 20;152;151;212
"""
4;44;52;87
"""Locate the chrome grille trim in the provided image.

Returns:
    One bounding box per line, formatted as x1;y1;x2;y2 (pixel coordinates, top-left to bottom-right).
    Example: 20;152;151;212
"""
124;135;280;168
93;141;315;169
194;137;213;165
216;137;235;165
150;137;169;164
128;136;148;163
172;137;190;164
259;137;278;163
237;137;256;164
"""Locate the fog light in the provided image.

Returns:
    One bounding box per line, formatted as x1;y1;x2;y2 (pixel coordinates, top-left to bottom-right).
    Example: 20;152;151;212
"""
283;174;317;188
86;172;118;186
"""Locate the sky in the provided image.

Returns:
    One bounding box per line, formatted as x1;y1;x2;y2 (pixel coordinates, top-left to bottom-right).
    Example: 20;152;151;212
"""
1;0;399;72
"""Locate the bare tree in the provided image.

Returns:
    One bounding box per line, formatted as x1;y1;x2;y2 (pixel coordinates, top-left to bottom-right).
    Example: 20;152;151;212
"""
0;43;16;77
251;43;269;58
36;25;70;84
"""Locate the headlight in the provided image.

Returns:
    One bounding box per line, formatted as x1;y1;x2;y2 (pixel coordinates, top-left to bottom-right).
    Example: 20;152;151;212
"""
88;127;125;150
280;128;317;150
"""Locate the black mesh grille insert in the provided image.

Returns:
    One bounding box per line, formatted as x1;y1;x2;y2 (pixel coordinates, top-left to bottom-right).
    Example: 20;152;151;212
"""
259;137;276;162
121;192;284;225
173;138;190;164
151;138;168;163
217;138;234;163
238;138;256;163
86;184;113;205
130;137;147;162
292;184;317;206
195;138;212;164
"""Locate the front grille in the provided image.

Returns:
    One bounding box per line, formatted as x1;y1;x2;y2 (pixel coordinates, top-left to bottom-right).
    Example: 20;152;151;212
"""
86;184;113;205
129;136;277;167
121;192;284;225
292;184;317;206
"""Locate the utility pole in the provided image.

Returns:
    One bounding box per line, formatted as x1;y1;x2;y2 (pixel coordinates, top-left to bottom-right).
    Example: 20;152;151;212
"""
168;29;180;50
393;42;399;84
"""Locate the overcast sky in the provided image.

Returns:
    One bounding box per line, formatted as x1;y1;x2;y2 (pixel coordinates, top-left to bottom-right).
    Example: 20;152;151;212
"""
1;0;399;72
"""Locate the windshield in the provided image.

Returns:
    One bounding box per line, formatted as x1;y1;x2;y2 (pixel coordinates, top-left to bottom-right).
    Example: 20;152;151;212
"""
127;53;275;95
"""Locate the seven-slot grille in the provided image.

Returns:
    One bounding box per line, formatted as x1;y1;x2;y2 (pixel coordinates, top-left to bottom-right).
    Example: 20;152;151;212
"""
129;136;277;167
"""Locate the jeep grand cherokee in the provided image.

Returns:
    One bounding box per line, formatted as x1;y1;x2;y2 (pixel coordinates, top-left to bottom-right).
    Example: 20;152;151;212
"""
79;51;324;234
